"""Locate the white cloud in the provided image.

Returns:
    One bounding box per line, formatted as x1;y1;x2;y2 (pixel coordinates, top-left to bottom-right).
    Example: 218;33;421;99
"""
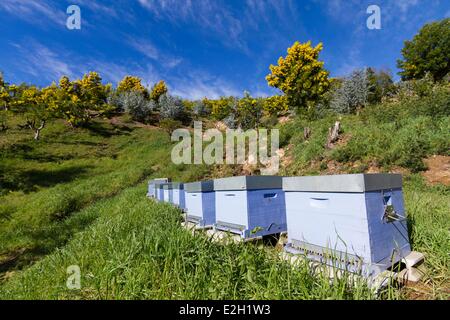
138;0;247;52
126;37;183;69
127;38;160;61
0;0;65;27
11;41;74;81
169;71;241;100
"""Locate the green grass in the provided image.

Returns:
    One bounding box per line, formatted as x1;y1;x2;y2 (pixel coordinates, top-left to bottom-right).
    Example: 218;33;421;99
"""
402;175;450;299
0;98;449;299
0;184;377;300
0;117;210;274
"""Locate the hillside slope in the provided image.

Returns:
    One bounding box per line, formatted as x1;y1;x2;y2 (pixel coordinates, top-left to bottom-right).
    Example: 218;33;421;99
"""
0;104;448;299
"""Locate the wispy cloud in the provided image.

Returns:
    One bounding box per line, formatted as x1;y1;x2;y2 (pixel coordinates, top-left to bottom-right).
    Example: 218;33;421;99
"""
169;71;241;100
0;0;65;27
138;0;247;52
11;41;74;82
10;39;161;87
126;37;183;69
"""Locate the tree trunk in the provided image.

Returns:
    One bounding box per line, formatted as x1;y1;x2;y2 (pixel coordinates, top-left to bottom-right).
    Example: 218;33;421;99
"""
33;120;45;140
325;121;341;149
304;127;311;140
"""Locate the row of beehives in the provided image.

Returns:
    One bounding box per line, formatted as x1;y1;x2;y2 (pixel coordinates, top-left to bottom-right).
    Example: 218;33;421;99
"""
147;174;419;278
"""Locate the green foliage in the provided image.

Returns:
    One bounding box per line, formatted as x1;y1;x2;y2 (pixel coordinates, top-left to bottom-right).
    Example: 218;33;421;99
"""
158;94;186;122
330;69;369;114
262;95;289;116
192;100;211;118
366;68;396;104
159;118;183;134
204;97;236;121
150;80;168;102
236;92;263;129
120;91;156;123
266;41;331;110
56;73;112;127
117;75;148;97
397;18;450;81
0;116;211;273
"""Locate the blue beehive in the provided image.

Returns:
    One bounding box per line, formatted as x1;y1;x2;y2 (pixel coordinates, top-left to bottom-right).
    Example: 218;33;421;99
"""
163;183;174;203
172;182;186;210
184;180;215;228
147;178;169;198
213;176;286;239
283;173;411;276
155;183;167;201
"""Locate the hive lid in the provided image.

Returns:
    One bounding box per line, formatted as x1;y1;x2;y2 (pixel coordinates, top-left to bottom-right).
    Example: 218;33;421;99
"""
157;182;171;189
213;176;283;191
171;182;184;189
283;174;402;192
185;180;214;192
163;183;173;190
153;178;170;183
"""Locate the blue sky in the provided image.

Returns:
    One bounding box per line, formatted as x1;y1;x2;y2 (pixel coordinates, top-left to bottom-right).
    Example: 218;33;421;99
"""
0;0;448;99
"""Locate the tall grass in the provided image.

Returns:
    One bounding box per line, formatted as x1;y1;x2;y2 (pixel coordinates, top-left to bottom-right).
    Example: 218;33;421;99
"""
0;117;211;273
0;184;377;300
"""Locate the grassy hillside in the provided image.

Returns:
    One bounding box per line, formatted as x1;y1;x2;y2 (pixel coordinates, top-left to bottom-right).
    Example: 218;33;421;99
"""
0;116;211;276
0;94;448;299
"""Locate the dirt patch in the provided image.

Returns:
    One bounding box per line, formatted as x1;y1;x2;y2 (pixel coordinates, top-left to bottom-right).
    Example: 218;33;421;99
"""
422;155;450;186
278;116;293;124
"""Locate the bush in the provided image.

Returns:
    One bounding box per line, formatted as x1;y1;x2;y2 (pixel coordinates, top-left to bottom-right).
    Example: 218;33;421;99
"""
222;113;237;129
330;69;369;114
266;41;331;110
159;94;185;121
159;118;183;134
207;97;236;120
192;100;210;118
236;92;263;130
397;18;450;81
107;92;125;113
262;95;288;116
121;91;155;123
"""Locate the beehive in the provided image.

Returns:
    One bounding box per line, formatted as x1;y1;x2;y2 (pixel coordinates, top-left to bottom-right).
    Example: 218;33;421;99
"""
147;178;170;198
213;176;286;239
184;180;215;227
283;173;411;276
163;183;174;203
155;182;167;201
172;182;186;210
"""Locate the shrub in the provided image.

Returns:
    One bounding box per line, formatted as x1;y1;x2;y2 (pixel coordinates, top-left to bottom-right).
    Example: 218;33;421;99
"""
266;41;331;110
121;91;155;123
366;68;396;104
397;18;450;81
159;94;185;121
117;76;148;97
236;92;263;129
159;118;183;134
192;100;210;118
150;81;168;102
262;95;288;116
330;69;369;114
208;97;236;120
107;91;125;113
222;113;237;129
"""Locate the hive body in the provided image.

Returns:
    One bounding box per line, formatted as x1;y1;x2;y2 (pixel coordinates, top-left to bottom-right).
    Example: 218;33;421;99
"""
214;176;286;239
283;174;411;276
172;183;186;210
185;181;216;228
